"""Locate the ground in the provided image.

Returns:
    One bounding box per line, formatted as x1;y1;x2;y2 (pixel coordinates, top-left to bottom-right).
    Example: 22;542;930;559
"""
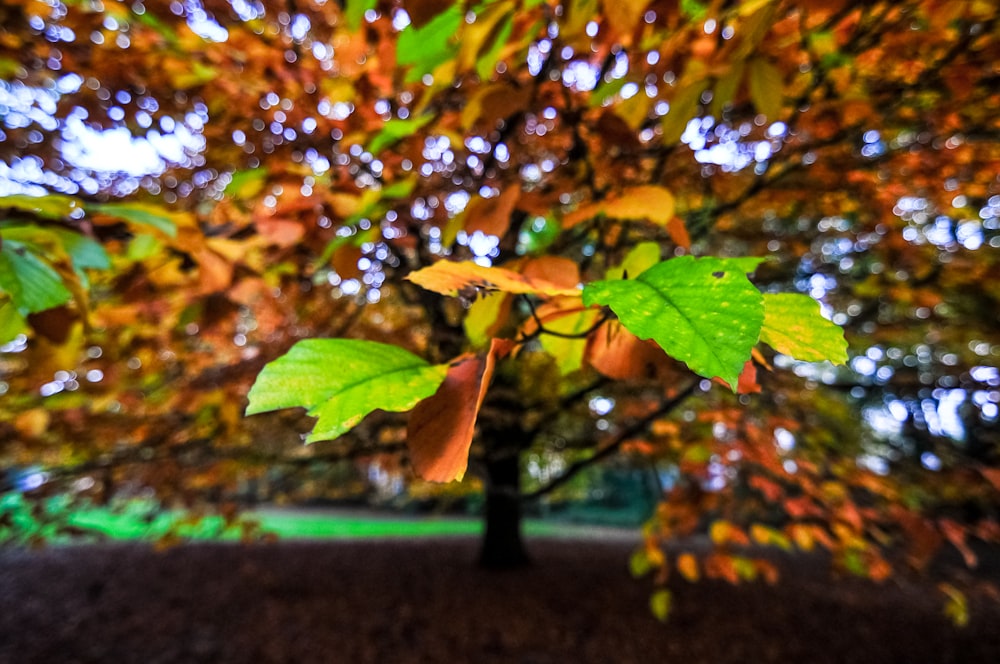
1;536;998;663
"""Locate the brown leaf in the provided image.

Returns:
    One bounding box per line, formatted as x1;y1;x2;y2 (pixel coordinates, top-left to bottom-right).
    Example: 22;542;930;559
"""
402;0;454;29
407;339;510;482
26;306;77;344
332;245;364;280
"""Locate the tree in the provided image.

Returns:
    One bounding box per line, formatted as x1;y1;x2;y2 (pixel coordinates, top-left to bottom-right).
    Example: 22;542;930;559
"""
1;0;998;614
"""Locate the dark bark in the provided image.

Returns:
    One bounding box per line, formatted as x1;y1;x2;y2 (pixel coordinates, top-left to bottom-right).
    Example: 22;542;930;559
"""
478;451;530;569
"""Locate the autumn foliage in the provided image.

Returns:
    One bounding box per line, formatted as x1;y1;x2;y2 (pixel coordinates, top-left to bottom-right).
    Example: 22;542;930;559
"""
1;0;999;618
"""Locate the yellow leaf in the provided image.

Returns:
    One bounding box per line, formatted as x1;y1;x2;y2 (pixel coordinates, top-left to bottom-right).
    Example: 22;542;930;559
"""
564;186;675;229
464;292;510;348
456;2;513;73
748;57;783;119
600;0;649;43
406;260;582;298
15;409;50;438
650;589;672;622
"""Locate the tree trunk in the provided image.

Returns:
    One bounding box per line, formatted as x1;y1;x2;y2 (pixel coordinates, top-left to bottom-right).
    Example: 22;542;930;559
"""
479;451;530;569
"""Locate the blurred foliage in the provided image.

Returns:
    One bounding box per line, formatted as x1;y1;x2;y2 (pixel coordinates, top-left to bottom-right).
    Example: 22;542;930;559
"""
0;0;998;619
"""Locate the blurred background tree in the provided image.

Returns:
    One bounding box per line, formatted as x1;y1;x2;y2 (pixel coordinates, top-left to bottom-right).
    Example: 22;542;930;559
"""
0;0;998;602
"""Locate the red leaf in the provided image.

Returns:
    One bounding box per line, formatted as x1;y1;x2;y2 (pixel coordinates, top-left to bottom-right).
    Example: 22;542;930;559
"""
406;339;510;482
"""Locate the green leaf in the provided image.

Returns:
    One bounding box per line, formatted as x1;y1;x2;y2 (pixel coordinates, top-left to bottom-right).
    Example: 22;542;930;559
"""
475;14;514;80
126;234;163;261
0;240;73;314
396;5;462;80
49;228;110;271
0;300;28;344
760;293;847;364
87;202;179;237
246;339;449;443
650;589;672;622
224;168;268;200
0;193;79;219
345;0;377;31
367;115;435;155
583;256;766;389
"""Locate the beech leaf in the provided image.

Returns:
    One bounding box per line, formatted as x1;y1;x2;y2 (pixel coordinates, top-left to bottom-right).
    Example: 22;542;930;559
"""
583;256;766;389
407;339;510;482
760;293;848;364
407;260;581;298
246;339;449;443
0;240;73;314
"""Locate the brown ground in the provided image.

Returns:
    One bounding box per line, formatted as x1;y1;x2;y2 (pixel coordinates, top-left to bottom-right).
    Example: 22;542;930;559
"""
1;536;998;664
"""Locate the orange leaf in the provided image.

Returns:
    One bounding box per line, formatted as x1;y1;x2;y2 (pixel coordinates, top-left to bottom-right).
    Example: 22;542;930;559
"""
406;260;581;297
586;321;671;380
407;339;510;482
563;185;676;228
666;216;691;250
256;217;305;247
940;519;977;568
676;552;700;582
521;256;581;289
464;186;521;238
981;468;1000;493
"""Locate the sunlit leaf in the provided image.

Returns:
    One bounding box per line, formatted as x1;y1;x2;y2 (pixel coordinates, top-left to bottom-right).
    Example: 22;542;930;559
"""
246;339;449;443
583;256;766;389
563;186;675;228
606;241;660;281
0;193;79;219
407;260;582;298
396;4;462;80
760;293;848;364
464;292;511;348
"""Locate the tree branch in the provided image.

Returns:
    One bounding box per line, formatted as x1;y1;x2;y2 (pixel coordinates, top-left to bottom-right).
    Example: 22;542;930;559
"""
522;381;698;501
